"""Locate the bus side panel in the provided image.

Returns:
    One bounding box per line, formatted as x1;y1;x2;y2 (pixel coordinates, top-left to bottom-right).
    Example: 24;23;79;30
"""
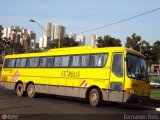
0;68;16;90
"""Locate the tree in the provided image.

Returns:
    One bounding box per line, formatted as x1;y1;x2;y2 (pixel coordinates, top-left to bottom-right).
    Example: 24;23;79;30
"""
25;47;41;53
151;40;160;64
0;37;13;55
47;37;79;49
0;25;3;41
141;40;152;66
96;35;122;47
61;37;79;47
125;33;141;52
13;42;25;54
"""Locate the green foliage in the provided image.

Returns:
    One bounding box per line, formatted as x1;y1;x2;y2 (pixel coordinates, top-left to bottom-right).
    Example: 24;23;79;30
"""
96;35;122;47
151;40;160;64
141;40;153;66
125;33;141;52
0;37;25;55
150;89;160;100
25;47;41;53
47;37;79;49
125;33;160;65
10;42;25;54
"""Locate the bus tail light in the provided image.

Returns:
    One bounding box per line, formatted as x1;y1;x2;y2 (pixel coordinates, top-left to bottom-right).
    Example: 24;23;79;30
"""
125;88;131;94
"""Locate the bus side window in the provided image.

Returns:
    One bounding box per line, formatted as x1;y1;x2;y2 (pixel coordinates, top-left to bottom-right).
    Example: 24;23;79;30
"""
39;57;46;67
80;55;89;67
15;58;27;67
27;58;39;67
61;56;70;67
112;54;123;77
90;53;108;67
54;56;61;67
39;57;54;67
46;57;54;67
70;55;80;67
4;59;16;68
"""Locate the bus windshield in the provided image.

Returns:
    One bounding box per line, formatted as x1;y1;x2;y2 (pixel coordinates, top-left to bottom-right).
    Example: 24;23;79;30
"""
127;54;148;81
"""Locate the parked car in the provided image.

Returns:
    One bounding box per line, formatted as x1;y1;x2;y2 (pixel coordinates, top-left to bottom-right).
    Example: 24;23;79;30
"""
150;80;160;88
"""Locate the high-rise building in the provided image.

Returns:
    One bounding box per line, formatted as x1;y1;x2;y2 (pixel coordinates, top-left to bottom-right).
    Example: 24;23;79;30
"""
46;22;52;42
28;31;36;49
90;34;98;47
76;35;86;46
2;28;8;39
39;35;48;49
3;26;36;49
53;24;65;40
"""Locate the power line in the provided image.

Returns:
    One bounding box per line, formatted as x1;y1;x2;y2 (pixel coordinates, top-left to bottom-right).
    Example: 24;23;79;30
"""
76;7;160;34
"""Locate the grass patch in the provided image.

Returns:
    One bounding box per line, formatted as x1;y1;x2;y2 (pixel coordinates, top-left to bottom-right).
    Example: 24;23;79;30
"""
150;89;160;100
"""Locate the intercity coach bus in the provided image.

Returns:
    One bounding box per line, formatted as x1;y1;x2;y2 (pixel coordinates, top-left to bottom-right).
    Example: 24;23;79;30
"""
0;46;150;106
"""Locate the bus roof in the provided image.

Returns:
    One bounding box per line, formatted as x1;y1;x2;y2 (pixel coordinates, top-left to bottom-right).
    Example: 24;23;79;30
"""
4;46;144;59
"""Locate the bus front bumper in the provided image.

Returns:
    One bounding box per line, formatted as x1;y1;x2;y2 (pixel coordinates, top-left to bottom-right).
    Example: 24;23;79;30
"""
123;93;150;103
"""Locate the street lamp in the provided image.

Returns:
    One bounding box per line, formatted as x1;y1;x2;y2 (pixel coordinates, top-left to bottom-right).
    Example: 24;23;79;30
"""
29;19;47;33
29;19;62;48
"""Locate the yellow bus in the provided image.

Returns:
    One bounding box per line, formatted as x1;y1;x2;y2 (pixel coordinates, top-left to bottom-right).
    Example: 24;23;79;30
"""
0;46;150;106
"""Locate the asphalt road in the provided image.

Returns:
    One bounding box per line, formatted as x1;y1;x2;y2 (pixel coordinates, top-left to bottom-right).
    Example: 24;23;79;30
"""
0;87;159;120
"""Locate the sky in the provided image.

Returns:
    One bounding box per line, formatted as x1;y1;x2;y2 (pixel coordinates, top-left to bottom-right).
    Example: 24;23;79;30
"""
1;0;160;46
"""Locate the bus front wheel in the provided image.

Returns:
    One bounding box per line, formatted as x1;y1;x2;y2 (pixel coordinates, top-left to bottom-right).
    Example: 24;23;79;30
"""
27;84;36;98
89;88;102;107
16;83;24;97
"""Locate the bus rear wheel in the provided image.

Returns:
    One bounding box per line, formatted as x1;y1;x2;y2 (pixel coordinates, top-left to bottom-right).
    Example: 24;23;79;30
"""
27;84;36;98
89;88;102;107
16;83;24;97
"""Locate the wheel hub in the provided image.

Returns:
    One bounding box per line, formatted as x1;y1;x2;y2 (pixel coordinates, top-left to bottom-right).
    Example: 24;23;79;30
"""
91;93;97;102
29;88;33;95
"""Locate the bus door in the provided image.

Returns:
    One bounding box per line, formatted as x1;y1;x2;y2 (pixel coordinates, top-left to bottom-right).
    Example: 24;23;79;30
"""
109;53;124;102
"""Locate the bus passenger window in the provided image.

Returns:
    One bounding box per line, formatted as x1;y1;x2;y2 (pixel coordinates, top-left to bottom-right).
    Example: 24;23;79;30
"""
39;57;54;67
80;55;89;67
90;53;108;67
15;58;27;67
27;58;39;67
112;54;123;77
61;56;70;67
4;59;16;68
70;56;80;67
54;57;61;67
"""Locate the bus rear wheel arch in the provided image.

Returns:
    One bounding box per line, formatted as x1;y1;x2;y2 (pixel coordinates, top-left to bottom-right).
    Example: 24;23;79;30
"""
26;83;36;98
86;86;102;107
15;82;24;97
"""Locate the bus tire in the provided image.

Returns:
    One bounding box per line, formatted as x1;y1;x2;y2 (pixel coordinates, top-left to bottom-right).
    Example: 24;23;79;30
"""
16;83;24;97
27;84;36;98
89;88;102;107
